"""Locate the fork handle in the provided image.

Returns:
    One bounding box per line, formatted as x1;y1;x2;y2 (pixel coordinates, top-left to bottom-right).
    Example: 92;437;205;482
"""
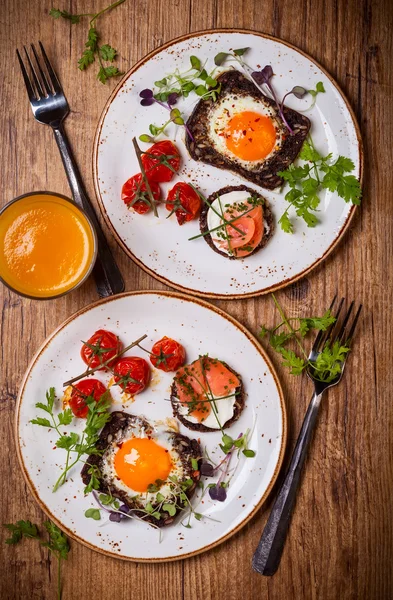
252;391;323;576
52;124;124;298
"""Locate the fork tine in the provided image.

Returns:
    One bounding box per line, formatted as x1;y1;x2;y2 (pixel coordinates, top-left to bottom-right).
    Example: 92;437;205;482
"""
39;41;62;94
31;44;51;95
346;304;362;342
16;49;36;101
335;301;354;343
310;293;337;354
23;46;44;98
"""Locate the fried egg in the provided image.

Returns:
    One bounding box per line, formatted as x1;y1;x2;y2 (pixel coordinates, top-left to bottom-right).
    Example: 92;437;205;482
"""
207;94;285;170
100;415;197;509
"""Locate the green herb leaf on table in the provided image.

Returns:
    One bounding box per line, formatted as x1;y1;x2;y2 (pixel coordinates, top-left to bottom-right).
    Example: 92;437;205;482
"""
260;294;351;382
3;519;70;600
50;1;125;84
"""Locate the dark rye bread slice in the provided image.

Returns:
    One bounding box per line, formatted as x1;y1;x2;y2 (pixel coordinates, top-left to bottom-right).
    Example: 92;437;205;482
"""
170;360;245;433
81;411;202;528
200;184;274;259
185;70;311;190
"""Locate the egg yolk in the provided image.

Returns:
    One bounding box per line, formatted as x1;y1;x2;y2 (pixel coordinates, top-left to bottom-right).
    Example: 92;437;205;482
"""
114;437;172;493
225;111;277;161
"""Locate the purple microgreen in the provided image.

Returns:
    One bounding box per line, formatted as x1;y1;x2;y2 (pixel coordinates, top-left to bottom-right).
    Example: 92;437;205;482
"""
208;484;227;502
139;88;154;99
167;92;179;106
200;462;214;477
290;85;308;99
140;97;155;107
251;66;294;134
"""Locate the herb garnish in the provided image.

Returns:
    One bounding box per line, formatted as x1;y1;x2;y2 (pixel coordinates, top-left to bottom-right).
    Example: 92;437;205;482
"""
139;55;220;142
277;138;361;232
214;48;324;133
4;519;69;600
259;294;351;382
175;355;256;499
31;388;112;492
49;0;125;83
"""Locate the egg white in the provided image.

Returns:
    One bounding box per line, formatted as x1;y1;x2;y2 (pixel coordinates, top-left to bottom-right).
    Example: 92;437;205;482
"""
101;420;188;506
207;94;284;169
177;387;237;428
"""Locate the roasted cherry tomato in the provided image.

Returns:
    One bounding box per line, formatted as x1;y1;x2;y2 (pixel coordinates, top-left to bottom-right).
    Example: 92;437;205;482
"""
69;379;108;418
150;336;186;372
81;329;122;371
122;173;161;214
113;357;150;395
166;182;202;225
141;141;181;183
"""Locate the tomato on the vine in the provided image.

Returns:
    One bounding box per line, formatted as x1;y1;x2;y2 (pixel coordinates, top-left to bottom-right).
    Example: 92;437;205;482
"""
166;182;202;225
122;173;161;214
81;330;122;371
69;379;108;419
113;357;150;395
141;141;181;183
150;336;186;372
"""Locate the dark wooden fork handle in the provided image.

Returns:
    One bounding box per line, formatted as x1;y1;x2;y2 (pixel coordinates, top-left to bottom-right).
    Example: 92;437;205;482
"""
53;124;124;298
252;391;323;576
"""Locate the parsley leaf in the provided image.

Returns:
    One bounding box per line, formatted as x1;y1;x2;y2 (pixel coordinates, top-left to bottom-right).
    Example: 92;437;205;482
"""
50;2;125;84
31;388;111;492
4;520;39;544
260;295;352;382
278;138;361;232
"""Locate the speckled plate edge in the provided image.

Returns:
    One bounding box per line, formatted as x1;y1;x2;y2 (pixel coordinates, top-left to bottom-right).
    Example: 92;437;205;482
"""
15;290;287;562
92;28;363;300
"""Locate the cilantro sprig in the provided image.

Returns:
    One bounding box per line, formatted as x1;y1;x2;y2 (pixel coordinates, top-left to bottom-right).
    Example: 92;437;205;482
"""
4;520;69;599
31;388;111;492
260;294;351;382
49;0;125;84
277;138;361;233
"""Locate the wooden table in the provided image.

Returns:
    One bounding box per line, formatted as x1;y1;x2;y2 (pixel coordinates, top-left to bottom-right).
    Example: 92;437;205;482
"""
1;0;392;598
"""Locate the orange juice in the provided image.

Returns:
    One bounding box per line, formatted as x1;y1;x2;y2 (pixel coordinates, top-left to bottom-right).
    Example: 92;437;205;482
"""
0;193;96;298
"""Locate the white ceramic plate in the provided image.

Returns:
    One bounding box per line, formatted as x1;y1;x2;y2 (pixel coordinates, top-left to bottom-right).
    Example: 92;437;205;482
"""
16;291;286;561
93;30;362;299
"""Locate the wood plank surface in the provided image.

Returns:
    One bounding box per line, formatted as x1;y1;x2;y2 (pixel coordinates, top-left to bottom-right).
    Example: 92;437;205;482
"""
1;0;392;598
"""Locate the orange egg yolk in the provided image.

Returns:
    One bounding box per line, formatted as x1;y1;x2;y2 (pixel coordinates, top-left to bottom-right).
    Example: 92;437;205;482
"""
225;110;277;161
114;437;172;493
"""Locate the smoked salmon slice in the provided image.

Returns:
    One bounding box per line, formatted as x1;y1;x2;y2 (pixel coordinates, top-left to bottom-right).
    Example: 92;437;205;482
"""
174;356;240;422
218;202;264;257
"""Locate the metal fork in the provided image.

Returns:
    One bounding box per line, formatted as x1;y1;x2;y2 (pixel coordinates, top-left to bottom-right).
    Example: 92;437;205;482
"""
16;42;124;298
252;296;362;576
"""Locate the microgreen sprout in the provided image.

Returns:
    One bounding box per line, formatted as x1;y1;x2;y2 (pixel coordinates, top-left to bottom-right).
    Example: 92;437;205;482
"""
213;48;324;134
139;54;221;142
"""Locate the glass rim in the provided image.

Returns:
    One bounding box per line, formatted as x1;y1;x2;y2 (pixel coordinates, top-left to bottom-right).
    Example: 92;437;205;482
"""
0;191;98;300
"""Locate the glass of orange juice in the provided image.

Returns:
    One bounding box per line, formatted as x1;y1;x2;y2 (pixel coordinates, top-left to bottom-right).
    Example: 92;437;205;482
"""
0;192;97;299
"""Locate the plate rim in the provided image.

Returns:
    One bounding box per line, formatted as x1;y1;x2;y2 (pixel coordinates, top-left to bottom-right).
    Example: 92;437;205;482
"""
15;289;287;562
92;28;364;300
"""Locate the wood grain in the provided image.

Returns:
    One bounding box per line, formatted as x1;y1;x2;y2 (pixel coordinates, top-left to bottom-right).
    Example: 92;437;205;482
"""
1;0;392;598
